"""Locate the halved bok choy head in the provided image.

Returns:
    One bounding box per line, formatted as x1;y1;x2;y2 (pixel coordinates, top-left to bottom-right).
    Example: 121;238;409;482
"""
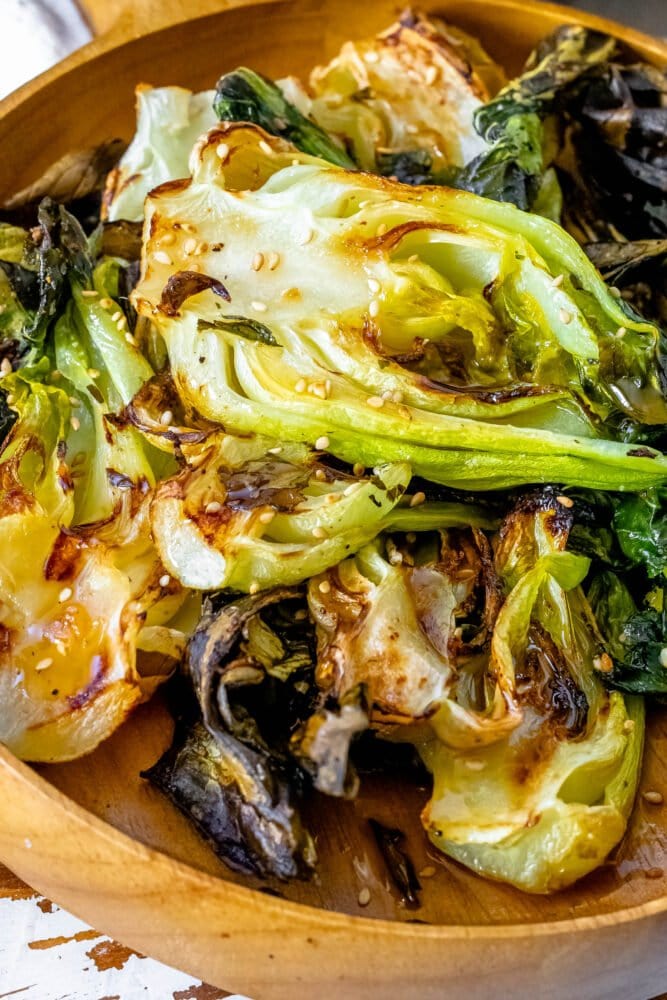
307;490;643;892
134;123;667;492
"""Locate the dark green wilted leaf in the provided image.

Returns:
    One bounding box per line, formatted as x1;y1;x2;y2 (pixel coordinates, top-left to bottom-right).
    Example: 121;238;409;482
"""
214;67;356;168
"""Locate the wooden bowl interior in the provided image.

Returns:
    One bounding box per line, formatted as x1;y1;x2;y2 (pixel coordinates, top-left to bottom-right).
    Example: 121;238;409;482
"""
2;0;667;933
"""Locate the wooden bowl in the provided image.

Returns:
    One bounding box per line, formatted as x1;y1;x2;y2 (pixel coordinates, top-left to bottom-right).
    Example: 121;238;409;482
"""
1;2;667;997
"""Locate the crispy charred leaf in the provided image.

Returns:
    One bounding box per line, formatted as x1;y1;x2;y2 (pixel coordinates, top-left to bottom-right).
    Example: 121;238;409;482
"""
186;587;305;739
1;141;126;211
143;720;316;878
213;67;356;168
613;489;667;577
159;271;231;317
147;589;322;878
589;574;667;699
198;315;278;345
456;25;616;210
369;819;421;907
563;62;667;242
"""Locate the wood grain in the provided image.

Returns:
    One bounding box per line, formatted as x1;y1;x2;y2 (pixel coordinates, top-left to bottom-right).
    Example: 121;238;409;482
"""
0;1;666;997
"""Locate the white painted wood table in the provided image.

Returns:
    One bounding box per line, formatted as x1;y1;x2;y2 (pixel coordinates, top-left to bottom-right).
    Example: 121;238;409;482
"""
0;864;245;999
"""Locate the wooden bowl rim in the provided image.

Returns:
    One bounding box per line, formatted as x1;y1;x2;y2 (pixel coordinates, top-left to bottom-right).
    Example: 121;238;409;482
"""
0;0;666;944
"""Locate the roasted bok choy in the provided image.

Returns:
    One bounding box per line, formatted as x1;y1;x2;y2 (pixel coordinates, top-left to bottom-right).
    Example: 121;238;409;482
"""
1;9;666;896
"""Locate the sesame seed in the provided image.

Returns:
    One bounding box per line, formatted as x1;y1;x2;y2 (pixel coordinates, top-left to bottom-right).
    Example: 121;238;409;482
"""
35;657;53;672
259;140;273;155
251;300;267;312
556;494;574;508
205;501;222;514
111;310;123;322
249;582;260;594
343;483;359;496
311;384;328;399
59;587;73;603
81;289;99;298
315;435;330;451
100;297;114;309
419;866;436;878
159;574;171;588
161;232;176;246
295;378;307;393
5;394;14;405
259;509;275;524
312;526;327;539
392;390;404;404
559;308;573;325
616;326;627;338
408;254;419;263
325;493;340;504
593;653;613;673
180;223;196;234
365;50;379;64
87;368;100;379
267;446;283;455
609;286;622;298
184;238;198;255
357;888;371;907
367;396;384;408
406;123;419;135
267;251;280;271
410;491;426;508
425;65;437;85
377;223;387;237
318;579;331;594
154;250;172;265
70;416;80;432
116;318;127;332
353;463;365;477
660;648;667;668
396;403;411;419
643;791;664;805
368;278;381;294
50;370;62;381
160;410;174;426
551;273;564;288
69;396;80;407
623;719;635;733
0;358;12;375
216;142;230;161
314;468;327;481
368;300;380;318
299;228;314;245
252;252;264;272
465;759;486;771
381;390;393;401
125;333;137;346
294;609;308;620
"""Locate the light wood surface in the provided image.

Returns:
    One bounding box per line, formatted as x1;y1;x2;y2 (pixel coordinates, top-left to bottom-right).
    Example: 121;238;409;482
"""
1;1;667;997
